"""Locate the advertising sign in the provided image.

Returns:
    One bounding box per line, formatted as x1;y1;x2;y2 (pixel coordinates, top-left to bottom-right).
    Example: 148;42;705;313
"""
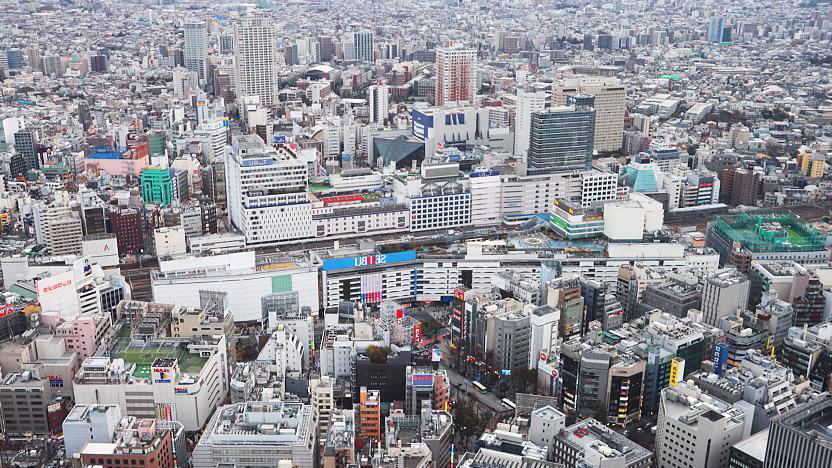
413;323;422;345
36;270;80;317
412;374;434;387
713;343;729;376
48;376;64;388
431;348;442;362
321;250;417;271
669;358;685;387
153;367;172;384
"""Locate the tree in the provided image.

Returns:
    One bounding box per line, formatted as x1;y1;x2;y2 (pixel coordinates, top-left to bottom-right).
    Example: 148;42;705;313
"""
594;403;609;426
454;400;480;451
366;345;390;364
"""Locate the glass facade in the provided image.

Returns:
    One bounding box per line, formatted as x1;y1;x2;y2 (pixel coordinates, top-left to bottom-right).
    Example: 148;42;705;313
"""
527;95;596;175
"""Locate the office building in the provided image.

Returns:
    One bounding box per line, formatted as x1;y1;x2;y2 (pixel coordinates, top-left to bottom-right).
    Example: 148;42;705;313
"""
353;31;375;62
434;46;477;106
63;404;123;458
234;16;279;105
553;77;626;152
528;305;559;370
141;167;174;206
527;94;596;175
47;217;83;256
183;21;208;83
78;418;185;468
14;128;38;171
728;428;768;468
110;208;144;255
552;418;652;467
0;372;50;436
225;134;313;245
764;394;832;468
192;401;316;468
323;409;356;466
311;376;335;442
359;387;382;439
657;381;753;468
701;268;750;327
642;280;702;319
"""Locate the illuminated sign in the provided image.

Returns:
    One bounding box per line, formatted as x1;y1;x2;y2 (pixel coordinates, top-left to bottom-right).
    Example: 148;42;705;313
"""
274;135;286;144
174;387;189;394
669;358;685;387
48;376;64;388
454;288;465;301
321;250;416;271
413;323;422;344
431;348;441;362
540;351;548;362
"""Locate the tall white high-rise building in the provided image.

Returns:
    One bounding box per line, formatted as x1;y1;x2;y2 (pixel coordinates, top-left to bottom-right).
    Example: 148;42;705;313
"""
234;16;279;106
553;77;626;153
353;31;375;62
368;84;389;125
435;46;477;106
225;134;313;246
514;90;547;159
657;381;753;468
183;21;209;83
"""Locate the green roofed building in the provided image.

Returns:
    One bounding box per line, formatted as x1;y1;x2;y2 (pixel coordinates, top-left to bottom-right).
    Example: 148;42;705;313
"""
140;166;174;206
706;212;828;266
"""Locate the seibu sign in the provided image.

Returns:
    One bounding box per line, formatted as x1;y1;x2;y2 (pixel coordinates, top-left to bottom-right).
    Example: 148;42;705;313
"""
354;254;387;267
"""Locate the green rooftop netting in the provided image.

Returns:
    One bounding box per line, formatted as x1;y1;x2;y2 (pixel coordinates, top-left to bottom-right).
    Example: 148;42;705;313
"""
712;212;827;253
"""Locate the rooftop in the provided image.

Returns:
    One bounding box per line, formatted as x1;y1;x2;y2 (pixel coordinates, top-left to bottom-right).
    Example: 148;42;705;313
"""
558;418;652;465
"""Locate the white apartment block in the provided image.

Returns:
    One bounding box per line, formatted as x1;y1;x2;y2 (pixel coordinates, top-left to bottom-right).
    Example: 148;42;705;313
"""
368;84;389;125
514;90;547;159
553;77;626;152
183;21;208;83
234;16;278;106
225;134;314;246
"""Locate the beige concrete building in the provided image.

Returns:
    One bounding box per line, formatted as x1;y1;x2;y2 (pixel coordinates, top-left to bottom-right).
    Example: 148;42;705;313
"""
553;77;626;153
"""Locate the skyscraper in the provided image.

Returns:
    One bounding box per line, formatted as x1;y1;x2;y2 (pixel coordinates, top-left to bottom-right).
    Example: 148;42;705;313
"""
513;90;547;160
353;31;375;62
434;46;477;106
527;94;595;175
183;21;209;83
708;17;726;42
234;16;278;106
368;84;389;125
553;77;626;153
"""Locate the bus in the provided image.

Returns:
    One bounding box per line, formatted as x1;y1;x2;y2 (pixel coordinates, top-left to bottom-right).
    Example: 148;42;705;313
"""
501;398;517;410
472;381;487;393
